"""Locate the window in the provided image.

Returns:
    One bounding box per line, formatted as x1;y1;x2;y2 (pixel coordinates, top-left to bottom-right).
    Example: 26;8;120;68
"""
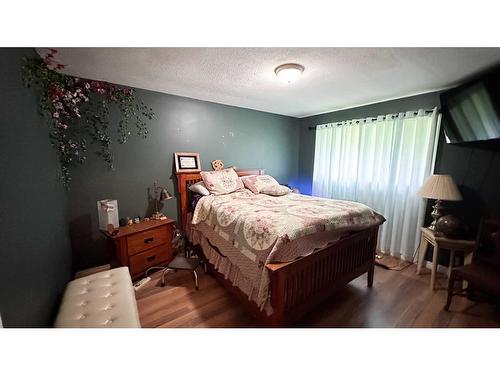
312;109;440;260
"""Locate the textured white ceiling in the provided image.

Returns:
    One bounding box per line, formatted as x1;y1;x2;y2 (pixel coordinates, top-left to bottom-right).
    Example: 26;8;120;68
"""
40;48;500;118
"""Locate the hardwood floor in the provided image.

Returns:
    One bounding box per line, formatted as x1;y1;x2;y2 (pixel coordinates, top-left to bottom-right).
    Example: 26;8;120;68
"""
136;264;500;328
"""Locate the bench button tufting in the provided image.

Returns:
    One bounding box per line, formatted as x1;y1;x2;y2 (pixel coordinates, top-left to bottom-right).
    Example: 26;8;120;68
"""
55;268;140;328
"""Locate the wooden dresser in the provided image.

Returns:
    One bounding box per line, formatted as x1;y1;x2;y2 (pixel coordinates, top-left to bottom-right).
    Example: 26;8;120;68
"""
102;218;175;279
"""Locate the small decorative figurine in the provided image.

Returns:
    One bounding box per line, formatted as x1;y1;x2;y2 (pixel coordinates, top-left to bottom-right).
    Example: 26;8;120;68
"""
119;218;127;227
211;159;224;171
127;217;133;226
144;217;150;222
133;216;141;224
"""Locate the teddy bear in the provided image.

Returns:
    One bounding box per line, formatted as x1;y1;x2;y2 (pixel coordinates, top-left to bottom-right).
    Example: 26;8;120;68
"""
211;159;224;171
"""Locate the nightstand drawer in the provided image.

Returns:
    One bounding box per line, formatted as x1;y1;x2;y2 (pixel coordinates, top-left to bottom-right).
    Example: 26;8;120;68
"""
127;227;170;256
129;244;172;276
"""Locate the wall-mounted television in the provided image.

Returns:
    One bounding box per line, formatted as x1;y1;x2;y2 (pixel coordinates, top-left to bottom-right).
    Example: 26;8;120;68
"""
441;66;500;144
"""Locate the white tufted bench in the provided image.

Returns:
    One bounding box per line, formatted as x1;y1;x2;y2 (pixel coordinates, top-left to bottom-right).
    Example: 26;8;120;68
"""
54;266;141;328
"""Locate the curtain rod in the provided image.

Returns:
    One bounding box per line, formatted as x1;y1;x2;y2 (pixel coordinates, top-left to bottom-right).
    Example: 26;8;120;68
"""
307;109;438;130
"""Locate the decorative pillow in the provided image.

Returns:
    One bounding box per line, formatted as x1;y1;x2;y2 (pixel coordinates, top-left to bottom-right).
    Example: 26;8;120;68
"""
188;181;210;196
260;184;291;196
241;174;280;194
200;168;244;195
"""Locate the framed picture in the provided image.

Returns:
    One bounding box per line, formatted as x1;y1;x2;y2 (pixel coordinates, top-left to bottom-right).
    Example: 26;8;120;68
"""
174;152;201;173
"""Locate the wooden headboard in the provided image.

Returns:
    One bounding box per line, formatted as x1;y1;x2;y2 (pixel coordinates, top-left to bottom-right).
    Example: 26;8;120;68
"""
176;168;265;230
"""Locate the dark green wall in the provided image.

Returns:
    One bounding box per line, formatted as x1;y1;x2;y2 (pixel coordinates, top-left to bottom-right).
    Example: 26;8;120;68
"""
68;88;300;270
0;48;72;327
433;133;500;235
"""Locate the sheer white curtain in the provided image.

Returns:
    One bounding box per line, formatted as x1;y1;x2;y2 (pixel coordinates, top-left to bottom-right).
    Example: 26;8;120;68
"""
312;108;440;260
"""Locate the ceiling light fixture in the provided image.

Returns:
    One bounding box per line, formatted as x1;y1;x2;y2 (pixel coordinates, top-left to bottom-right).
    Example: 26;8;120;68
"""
274;63;305;84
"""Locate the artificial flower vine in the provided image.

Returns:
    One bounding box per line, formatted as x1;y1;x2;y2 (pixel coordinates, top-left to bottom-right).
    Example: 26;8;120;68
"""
22;49;155;187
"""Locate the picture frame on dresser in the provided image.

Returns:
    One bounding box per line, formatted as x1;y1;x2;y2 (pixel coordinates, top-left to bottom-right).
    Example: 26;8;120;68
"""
174;152;201;173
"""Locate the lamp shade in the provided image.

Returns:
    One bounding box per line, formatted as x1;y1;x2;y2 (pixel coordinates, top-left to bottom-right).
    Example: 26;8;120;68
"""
417;174;462;201
160;189;173;201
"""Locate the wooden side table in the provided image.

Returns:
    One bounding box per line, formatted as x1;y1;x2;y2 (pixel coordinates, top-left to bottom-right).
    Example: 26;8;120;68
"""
101;218;175;279
416;227;476;290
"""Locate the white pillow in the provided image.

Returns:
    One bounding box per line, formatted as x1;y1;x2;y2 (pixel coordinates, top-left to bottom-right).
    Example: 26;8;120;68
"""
188;181;210;196
260;184;291;196
241;174;280;194
200;168;245;195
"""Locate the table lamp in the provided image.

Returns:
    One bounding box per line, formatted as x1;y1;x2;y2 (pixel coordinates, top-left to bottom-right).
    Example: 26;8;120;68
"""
149;181;173;219
417;174;462;231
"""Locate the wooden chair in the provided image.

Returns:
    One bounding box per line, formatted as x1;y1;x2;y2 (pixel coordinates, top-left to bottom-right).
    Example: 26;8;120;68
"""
444;217;500;311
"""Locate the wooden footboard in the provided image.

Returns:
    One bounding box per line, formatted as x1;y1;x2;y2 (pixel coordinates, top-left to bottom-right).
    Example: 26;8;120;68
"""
266;225;379;326
199;224;380;327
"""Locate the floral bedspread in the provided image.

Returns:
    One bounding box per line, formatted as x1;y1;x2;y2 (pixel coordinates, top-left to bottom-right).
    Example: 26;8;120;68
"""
191;190;385;309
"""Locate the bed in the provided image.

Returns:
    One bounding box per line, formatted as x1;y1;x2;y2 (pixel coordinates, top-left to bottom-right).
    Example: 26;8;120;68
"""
176;169;385;326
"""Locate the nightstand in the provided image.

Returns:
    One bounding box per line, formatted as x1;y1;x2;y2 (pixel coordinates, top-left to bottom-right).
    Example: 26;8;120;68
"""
416;227;477;290
102;218;175;279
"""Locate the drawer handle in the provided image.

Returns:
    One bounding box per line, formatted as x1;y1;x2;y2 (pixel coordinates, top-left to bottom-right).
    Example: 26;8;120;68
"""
146;255;156;262
144;237;154;244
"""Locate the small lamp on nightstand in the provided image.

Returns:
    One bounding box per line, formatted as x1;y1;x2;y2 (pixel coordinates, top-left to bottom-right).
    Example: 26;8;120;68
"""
417;174;462;231
149;181;173;220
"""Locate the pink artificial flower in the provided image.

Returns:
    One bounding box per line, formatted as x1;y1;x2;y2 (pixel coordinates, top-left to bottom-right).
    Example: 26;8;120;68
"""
59;124;68;130
53;112;59;118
